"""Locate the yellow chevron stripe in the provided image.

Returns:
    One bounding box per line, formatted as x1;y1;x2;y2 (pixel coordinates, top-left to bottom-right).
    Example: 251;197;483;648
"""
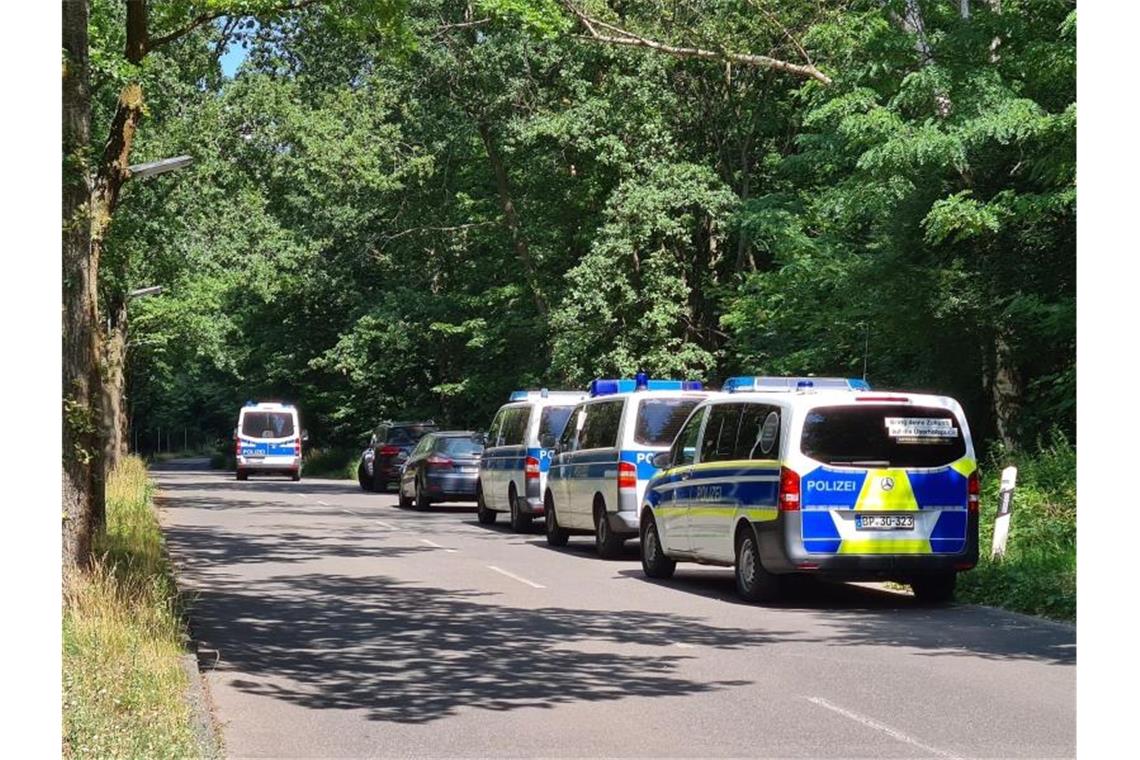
854;469;919;512
950;458;977;477
838;539;931;555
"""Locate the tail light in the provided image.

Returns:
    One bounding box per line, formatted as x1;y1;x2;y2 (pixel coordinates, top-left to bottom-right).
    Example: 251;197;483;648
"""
426;455;453;470
968;471;980;514
234;438;241;457
294;437;302;456
779;467;801;511
525;456;540;481
618;461;637;491
378;445;401;457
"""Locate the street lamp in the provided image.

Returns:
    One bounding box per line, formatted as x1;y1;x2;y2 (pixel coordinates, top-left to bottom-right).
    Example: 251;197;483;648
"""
128;285;164;300
127;154;193;179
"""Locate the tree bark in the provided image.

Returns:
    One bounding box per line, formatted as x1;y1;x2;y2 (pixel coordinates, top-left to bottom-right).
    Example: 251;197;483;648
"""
992;327;1021;449
476;122;549;317
101;298;130;472
62;0;99;576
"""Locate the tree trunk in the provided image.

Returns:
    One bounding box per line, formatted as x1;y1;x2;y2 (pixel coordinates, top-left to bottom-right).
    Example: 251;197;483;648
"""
992;327;1021;449
101;298;130;472
476;122;549;317
62;0;100;576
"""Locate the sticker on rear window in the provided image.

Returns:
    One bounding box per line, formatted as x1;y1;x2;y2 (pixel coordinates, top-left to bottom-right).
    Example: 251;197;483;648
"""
884;417;958;440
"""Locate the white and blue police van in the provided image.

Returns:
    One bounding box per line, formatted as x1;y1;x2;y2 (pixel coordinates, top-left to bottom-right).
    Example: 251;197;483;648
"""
544;375;710;557
234;401;307;482
639;376;979;603
477;389;588;531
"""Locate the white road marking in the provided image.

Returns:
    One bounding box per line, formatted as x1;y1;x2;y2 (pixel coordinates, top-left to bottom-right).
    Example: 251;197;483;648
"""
317;500;329;506
341;509;358;517
420;538;457;553
804;697;960;759
374;520;398;530
674;642;696;649
486;565;545;589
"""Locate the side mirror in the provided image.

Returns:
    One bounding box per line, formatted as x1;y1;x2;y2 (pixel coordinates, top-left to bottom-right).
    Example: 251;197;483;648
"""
652;451;672;469
301;430;310;442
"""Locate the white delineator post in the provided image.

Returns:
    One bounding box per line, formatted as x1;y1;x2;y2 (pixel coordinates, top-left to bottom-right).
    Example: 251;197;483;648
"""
991;466;1018;560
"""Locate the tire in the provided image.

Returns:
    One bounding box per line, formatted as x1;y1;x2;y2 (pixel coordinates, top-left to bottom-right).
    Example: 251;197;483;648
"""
509;487;531;532
594;502;624;559
398;484;413;509
640;514;676;579
357;462;374;492
371;462;386;493
415;478;430;511
476;483;497;525
911;572;957;603
545;492;568;547
735;527;784;603
236;469;248;481
292;471;301;482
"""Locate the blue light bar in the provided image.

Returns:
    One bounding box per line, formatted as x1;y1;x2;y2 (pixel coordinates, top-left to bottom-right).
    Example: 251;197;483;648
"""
723;376;871;393
588;378;704;397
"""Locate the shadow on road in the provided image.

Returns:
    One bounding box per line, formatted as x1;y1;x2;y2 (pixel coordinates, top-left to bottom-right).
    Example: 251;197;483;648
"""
617;568;1076;666
187;573;760;725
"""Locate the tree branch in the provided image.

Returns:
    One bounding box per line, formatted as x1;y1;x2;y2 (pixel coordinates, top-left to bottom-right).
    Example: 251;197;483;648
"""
146;0;322;54
562;1;831;85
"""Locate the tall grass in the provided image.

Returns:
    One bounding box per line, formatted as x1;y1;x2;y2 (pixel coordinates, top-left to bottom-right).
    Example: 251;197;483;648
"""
63;457;201;759
302;447;359;479
957;431;1076;621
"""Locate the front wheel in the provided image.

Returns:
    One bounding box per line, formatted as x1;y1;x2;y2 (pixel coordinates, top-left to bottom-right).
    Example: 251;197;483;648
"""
911;572;957;603
476;484;497;525
640;514;676;579
545;492;568;547
735;528;783;603
236;469;248;482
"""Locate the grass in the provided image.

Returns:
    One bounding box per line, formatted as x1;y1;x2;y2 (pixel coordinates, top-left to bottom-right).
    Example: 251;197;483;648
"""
63;456;202;759
302;447;359;480
956;430;1076;622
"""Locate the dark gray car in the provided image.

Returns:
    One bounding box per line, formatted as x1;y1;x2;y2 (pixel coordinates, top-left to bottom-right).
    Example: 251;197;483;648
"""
398;432;485;510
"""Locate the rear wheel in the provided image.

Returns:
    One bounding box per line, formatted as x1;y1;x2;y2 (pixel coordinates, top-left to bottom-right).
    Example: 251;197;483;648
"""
236;469;248;482
594;502;624;559
415;478;430;511
640;514;675;579
735;528;783;603
357;462;374;492
371;459;387;493
545;492;568;547
398;480;413;509
476;483;497;525
291;472;301;482
911;572;957;603
509;487;531;532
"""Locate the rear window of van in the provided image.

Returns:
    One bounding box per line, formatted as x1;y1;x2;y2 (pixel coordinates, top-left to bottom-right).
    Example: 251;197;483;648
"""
800;404;966;468
241;411;295;438
635;398;702;446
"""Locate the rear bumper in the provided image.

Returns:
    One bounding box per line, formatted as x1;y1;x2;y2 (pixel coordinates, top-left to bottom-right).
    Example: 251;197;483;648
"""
606;510;640;537
756;512;979;579
424;472;479;501
238;457;300;473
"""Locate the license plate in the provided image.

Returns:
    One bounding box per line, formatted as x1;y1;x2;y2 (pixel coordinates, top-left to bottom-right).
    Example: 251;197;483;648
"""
856;514;914;530
460;466;477;473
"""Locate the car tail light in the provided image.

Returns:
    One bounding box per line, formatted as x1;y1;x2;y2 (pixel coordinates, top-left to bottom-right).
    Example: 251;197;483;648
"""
294;437;302;456
968;471;980;514
525;456;540;481
779;467;801;511
426;455;453;470
378;445;401;457
234;438;241;457
618;461;637;491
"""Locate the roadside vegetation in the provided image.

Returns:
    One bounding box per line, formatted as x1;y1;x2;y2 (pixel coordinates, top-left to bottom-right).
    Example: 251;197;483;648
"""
63;456;199;759
301;448;359;479
957;432;1076;621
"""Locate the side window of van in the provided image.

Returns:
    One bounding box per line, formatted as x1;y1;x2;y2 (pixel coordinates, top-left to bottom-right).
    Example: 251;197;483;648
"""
559;407;583;453
503;407;532;446
579;400;622;450
700;404;743;463
487;410;506;448
671;408;706;467
736;404;781;459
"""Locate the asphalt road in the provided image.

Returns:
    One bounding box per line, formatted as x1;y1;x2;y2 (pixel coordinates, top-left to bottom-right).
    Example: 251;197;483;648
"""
155;463;1075;759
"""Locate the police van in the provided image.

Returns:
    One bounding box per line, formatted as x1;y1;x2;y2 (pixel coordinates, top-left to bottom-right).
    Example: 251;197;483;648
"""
477;389;588;531
639;377;979;602
544;376;709;557
234;401;307;481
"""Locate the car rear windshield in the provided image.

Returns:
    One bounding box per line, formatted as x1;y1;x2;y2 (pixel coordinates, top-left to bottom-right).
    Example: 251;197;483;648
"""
241;411;294;438
388;424;437;445
437;437;483;457
538;406;575;443
800;404;966;468
635;398;702;446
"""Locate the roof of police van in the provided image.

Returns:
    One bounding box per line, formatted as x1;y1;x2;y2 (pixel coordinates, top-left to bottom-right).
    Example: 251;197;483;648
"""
714;388;964;409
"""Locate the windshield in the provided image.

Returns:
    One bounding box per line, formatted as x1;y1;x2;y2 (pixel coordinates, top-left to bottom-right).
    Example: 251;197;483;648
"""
538;406;575;444
388;424;436;445
800;404;966;468
241;411;295;438
635;398;702;446
437;437;483;457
